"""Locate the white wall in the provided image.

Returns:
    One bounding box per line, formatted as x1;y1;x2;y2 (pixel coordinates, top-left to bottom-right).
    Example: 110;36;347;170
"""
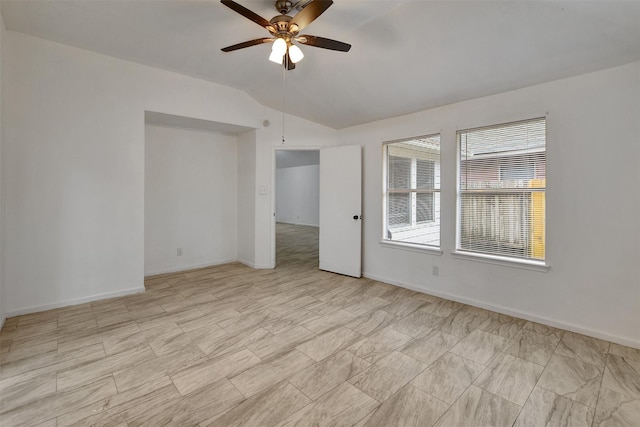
144;124;237;276
0;9;5;328
1;31;336;315
276;164;319;227
338;62;640;348
237;131;256;267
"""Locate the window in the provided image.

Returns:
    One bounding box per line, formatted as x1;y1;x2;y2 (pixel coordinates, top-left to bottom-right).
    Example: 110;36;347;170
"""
457;117;546;261
384;135;440;247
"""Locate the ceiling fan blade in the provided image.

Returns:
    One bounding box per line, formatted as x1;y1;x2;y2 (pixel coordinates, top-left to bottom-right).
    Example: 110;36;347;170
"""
220;0;275;33
296;35;351;52
289;0;333;33
221;38;273;52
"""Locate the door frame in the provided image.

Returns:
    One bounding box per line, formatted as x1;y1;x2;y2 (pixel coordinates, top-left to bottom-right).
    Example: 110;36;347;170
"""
271;146;323;268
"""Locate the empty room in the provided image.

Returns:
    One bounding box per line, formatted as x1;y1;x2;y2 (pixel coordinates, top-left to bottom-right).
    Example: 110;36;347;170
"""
0;1;639;426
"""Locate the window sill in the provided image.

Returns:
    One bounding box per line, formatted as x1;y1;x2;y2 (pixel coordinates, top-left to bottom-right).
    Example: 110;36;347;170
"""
380;240;443;256
451;251;550;272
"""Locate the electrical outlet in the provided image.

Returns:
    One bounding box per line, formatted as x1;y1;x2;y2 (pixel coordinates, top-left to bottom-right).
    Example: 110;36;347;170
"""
432;265;439;276
177;248;183;256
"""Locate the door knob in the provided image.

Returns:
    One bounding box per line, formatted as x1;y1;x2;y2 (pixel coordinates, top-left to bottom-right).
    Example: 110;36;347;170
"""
353;215;361;220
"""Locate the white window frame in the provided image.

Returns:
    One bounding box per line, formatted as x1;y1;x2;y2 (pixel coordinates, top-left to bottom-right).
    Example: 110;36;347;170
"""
454;117;549;270
382;135;442;253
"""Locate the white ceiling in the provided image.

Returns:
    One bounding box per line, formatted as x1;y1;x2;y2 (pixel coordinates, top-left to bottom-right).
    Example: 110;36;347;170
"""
2;0;639;129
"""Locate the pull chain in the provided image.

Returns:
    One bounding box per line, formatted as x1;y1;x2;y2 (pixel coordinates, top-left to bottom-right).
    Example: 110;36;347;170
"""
282;64;286;144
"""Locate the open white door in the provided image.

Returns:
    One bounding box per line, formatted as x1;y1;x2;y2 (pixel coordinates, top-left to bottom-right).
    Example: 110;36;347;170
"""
319;145;362;277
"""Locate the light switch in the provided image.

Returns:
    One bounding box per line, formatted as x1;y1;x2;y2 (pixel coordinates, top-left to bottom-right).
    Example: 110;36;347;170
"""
258;186;268;195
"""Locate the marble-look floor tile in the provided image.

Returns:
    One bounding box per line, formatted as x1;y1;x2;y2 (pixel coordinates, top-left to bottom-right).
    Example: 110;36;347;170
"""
95;310;135;329
277;381;379;427
145;323;223;356
102;329;147;355
289;350;370;401
56;344;155;391
411;352;485;405
198;327;270;358
218;309;281;335
203;381;311;427
230;349;315;397
381;297;427;318
478;314;525;340
555;332;610;369
0;319;58;341
513;386;594;427
135;307;204;331
301;309;359;334
503;328;560;366
523;321;565;339
346;310;398;337
57;322;140;354
270;296;320;316
400;329;460;366
537;352;602;408
0;342;106;382
34;419;57;427
347;327;413;364
364;384;449;427
264;309;319;334
390;309;440;338
125;380;241;426
343;296;391;316
602;353;640;399
171;348;261;395
609;343;640;362
434;385;522;427
113;345;206;392
1;376;118;427
177;308;241;333
0;339;58;365
56;376;174;426
436;306;491;338
592;387;640;427
349;351;427;402
246;325;314;359
419;300;463;318
449;329;508;365
475;352;543;405
296;326;361;362
0;371;57;414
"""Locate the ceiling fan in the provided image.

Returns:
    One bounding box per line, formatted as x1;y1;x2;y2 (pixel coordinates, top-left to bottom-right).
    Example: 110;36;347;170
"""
220;0;351;70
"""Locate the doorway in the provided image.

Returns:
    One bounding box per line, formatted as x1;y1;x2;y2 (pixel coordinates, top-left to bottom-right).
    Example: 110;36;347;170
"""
274;149;320;268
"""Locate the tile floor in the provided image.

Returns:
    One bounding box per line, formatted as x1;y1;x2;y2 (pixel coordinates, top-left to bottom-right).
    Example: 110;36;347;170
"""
0;223;639;426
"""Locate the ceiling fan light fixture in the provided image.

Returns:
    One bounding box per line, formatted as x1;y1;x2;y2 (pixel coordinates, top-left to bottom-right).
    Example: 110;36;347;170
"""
289;44;304;63
269;50;284;64
271;37;287;56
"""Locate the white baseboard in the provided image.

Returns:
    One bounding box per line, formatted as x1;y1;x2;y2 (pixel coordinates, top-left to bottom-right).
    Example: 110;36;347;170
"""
144;259;237;277
363;271;640;350
5;286;145;318
237;259;275;270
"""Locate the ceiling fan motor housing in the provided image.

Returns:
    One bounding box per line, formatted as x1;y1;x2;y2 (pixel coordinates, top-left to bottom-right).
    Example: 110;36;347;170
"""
270;14;295;36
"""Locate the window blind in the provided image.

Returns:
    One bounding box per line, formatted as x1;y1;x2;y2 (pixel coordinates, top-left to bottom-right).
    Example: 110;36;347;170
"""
458;118;546;260
384;135;441;247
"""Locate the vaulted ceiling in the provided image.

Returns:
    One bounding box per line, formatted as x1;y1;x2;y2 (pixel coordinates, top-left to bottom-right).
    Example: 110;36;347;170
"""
2;0;639;129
